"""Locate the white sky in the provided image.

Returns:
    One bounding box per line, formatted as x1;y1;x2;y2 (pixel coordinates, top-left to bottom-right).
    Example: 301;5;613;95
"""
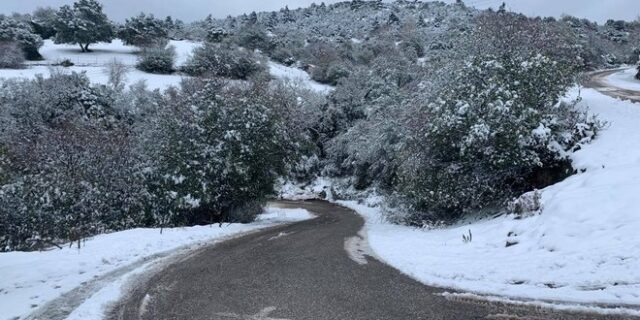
0;0;638;24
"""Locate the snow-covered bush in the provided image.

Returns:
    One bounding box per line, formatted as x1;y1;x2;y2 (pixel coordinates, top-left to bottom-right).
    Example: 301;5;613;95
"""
104;58;129;90
226;200;265;224
182;43;266;79
31;7;58;40
396;54;599;223
144;79;300;226
0;73;153;251
53;0;114;52
0;42;25;68
136;45;176;74
507;190;543;218
231;25;275;53
0;16;43;60
118;13;169;48
0;145;8;185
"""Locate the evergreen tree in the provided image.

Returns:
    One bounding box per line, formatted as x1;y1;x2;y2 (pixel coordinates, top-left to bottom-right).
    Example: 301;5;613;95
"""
53;0;114;52
118;13;169;48
0;16;43;60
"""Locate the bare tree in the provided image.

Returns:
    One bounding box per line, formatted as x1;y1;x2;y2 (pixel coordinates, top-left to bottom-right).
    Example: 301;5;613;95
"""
104;58;130;90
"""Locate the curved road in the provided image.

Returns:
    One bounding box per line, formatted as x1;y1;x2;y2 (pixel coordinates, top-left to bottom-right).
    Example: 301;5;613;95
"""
107;200;634;320
583;68;640;102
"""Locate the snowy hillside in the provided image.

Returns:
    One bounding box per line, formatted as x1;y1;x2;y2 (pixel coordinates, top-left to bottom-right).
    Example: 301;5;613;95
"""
0;207;314;320
336;88;640;315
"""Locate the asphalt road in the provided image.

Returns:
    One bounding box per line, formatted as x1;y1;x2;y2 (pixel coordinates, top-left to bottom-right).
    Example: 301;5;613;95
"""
582;68;640;102
107;200;636;320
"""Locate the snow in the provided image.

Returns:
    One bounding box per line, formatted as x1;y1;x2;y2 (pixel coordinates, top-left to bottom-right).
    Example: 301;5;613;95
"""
334;87;640;313
31;39;200;67
268;62;334;94
2;40;329;93
604;66;640;91
0;65;187;91
0;206;314;320
0;39;201;90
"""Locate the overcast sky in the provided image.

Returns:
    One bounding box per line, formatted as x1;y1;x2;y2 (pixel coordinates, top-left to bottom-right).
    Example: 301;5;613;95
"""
1;0;638;24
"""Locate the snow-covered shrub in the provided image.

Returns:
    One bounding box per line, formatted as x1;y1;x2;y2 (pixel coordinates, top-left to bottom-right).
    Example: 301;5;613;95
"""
508;190;543;218
311;63;350;86
0;73;151;250
118;13;169;48
226;200;265;224
31;7;59;40
0;42;25;68
396;54;599;223
231;25;275;53
104;58;129;90
0;145;8;185
182;43;266;79
136;45;176;74
0;16;43;60
144;79;301;226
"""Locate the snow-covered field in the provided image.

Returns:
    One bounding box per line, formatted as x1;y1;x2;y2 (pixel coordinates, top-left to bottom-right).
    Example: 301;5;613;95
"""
332;87;640;315
0;40;331;93
605;66;640;91
0;39;200;90
0;206;314;320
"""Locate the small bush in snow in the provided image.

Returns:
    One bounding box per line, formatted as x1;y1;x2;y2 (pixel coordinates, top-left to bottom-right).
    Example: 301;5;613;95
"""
53;58;75;67
0;42;25;68
136;46;176;74
104;59;130;90
182;43;266;79
508;190;543;218
225;200;265;224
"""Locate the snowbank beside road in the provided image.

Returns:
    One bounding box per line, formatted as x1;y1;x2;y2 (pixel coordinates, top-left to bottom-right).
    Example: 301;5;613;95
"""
337;88;640;314
0;206;314;320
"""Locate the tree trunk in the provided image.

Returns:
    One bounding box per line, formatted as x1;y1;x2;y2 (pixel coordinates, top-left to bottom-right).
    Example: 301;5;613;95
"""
79;43;86;52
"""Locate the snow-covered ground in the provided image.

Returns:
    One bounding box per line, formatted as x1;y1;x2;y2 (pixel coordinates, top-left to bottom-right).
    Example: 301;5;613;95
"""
0;206;314;320
268;62;334;94
30;39;200;67
0;65;189;91
0;39;200;91
605;66;640;91
0;40;331;93
333;87;640;315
